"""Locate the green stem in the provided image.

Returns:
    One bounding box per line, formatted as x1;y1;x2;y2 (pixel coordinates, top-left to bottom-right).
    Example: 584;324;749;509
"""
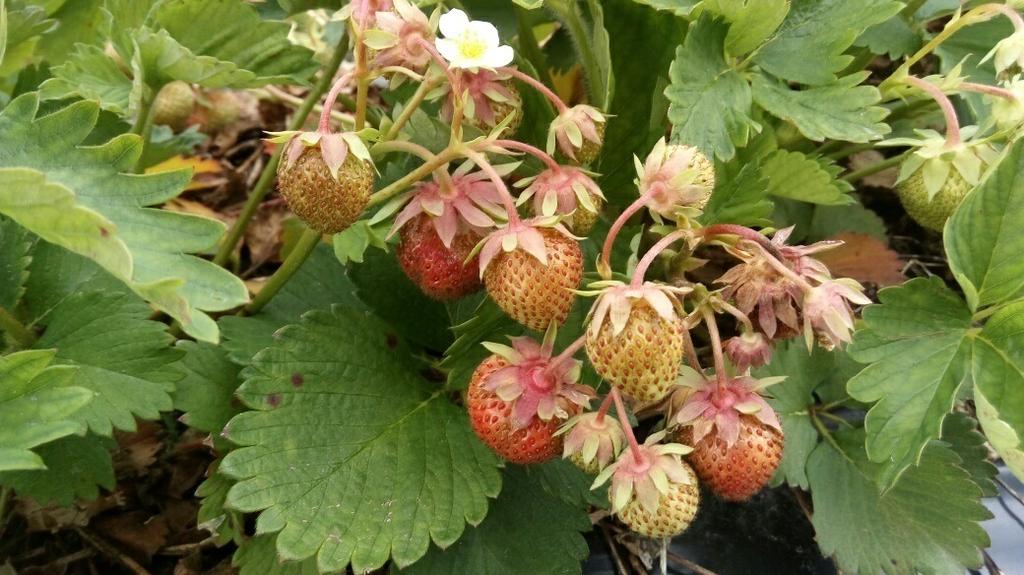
367;148;460;207
810;411;844;453
514;5;555;89
560;4;602;106
385;76;440;140
130;91;156;173
241;228;321;316
0;307;35;348
973;297;1024;322
213;34;349;267
841;153;907;183
817;411;855;429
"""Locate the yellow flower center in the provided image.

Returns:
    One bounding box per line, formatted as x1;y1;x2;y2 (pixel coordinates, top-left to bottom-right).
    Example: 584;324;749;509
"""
457;32;487;60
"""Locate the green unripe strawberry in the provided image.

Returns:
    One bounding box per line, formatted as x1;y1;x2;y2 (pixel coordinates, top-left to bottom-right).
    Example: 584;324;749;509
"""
152;81;195;131
896;168;971;232
277;147;373;234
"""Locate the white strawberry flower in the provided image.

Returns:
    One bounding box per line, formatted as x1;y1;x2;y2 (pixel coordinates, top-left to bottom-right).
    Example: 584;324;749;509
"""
434;9;513;70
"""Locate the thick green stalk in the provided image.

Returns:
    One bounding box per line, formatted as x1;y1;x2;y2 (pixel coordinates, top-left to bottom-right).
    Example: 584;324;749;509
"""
213;35;349;267
241;228;322;316
841;153;907;184
0;306;35;348
514;5;555;89
131;91;156;173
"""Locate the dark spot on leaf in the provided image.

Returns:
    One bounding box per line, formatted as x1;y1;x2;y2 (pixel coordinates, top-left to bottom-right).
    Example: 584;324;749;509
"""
386;333;398;349
291;373;304;387
100;226;109;237
266;393;282;407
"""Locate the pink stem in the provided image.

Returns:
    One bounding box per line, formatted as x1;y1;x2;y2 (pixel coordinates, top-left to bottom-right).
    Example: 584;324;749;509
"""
550;334;587;369
987;3;1024;31
600;193;651;278
500;67;569;113
462;149;521;226
681;328;703;373
960;81;1018;101
701;307;728;389
611;388;644;465
904;75;961;148
630;230;689;288
492;139;561;171
595;392;615;424
318;72;356;133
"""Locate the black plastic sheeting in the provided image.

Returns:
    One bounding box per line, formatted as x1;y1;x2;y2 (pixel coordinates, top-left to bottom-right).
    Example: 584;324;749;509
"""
582;465;1024;575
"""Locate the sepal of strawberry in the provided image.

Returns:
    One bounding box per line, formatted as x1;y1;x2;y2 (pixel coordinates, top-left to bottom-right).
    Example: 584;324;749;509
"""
547;105;608;164
267;128;377;180
723;331;772;371
635;137;716;218
558;410;626;474
363;0;436;73
673;371;783;448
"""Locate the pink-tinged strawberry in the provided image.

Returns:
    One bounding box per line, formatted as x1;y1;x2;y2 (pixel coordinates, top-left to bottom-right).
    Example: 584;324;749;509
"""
800;278;871;351
477;222;583;331
397;214;481;299
516;166;605;235
269;130;375;234
365;0;434;74
441;68;523;134
637;138;716;217
558;410;625;474
593;431;700;538
548;104;608;165
673;372;784;501
583;281;691;405
467;330;593;464
723;331;772;371
389;167;505;299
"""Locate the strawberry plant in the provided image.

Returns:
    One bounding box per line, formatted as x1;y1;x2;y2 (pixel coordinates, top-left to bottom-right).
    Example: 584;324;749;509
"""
2;0;1024;573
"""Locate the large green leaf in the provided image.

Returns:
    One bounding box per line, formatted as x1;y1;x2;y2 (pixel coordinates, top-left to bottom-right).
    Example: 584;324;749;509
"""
220;305;502;573
808;429;991;575
946;137;1024;311
761;150;854;205
0;94;249;342
233;534;320;575
597;0;684;206
665;16;755;161
941;413;998;496
0;3;55;77
0;217;30;311
699;161;772;226
219;243;363;364
403;466;591;575
753;0;902;85
0;349;90;471
629;0;699;16
702;0;789;56
148;0;317;87
36;0;105;65
0;434;114;505
39;44;133;114
751;73;890;143
33;289;184;435
172;340;242;434
972;301;1024;481
847;277;973;490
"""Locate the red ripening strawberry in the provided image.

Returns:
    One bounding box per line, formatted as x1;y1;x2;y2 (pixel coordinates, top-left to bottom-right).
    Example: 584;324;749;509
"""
397;214;481;300
467;332;592;464
673;372;785;501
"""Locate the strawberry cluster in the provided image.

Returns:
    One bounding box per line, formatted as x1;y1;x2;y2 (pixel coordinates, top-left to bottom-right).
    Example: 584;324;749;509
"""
270;0;871;543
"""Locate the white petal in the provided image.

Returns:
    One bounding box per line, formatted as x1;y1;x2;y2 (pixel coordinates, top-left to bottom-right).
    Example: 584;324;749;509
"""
439;9;469;38
484;45;514;68
466;20;501;47
434;38;460;63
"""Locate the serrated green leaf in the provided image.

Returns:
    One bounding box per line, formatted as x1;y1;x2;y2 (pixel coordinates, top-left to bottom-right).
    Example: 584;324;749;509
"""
348;248;453;351
528;458;607;508
0;349;91;471
761;150;854;205
808;429;991;575
972;301;1024;482
699;161;772;227
946;138;1024;311
219;244;363;364
629;0;698;16
666;16;755;161
36;0;104;65
33;289;183;435
402;466;590;575
172;340;241;434
233;534;321;575
752;72;890;143
220;305;502;573
0;217;30;310
196;468;236;545
702;0;789;56
753;0;902;85
39;44;133;114
0;94;249;342
806;202;887;242
101;0;156;62
0;434;114;505
149;0;317;87
941;412;998;496
331;220;386;265
0;4;55;77
855;16;922;59
756;340;841;489
21;242;123;326
597;0;684;207
847;277;973;490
